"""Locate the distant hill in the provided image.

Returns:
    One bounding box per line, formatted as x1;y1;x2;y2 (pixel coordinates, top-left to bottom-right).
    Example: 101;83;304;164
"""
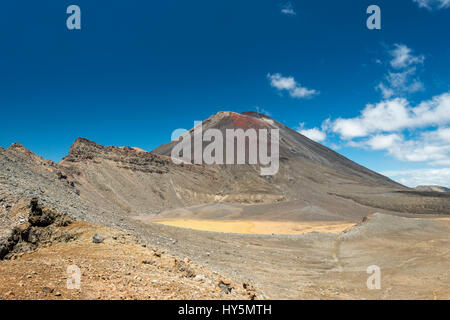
415;185;450;193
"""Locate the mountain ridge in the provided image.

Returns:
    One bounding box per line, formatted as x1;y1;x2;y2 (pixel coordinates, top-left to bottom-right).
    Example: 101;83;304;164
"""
2;111;449;220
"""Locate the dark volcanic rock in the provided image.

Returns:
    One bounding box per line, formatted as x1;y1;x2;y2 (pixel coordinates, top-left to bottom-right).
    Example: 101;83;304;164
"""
29;198;55;227
0;199;73;260
28;198;71;227
0;230;18;260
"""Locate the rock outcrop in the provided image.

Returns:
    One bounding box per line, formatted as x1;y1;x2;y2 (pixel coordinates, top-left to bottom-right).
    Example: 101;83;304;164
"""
0;199;73;260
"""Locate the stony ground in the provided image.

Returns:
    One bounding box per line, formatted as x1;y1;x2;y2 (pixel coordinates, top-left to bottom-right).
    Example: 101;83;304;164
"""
0;218;258;300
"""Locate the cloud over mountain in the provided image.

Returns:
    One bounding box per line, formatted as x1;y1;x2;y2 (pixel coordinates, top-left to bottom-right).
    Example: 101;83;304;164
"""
268;73;319;99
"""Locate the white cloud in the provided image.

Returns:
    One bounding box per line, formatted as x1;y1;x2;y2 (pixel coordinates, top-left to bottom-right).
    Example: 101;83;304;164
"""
434;127;450;141
327;92;450;168
268;73;319;99
376;44;425;98
377;133;450;164
382;168;450;188
336;125;450;166
366;134;402;150
376;83;395;99
331;92;450;139
280;2;296;16
377;70;425;98
298;127;326;142
413;0;450;9
389;44;424;69
268;73;295;90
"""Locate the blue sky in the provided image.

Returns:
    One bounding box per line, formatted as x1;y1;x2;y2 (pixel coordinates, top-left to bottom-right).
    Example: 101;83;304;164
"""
1;0;450;187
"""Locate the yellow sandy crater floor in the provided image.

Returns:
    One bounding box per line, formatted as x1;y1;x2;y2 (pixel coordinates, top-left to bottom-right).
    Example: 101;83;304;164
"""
153;219;355;235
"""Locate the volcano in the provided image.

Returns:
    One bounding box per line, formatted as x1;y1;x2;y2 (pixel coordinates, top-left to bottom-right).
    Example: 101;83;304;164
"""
153;111;401;186
46;111;447;219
